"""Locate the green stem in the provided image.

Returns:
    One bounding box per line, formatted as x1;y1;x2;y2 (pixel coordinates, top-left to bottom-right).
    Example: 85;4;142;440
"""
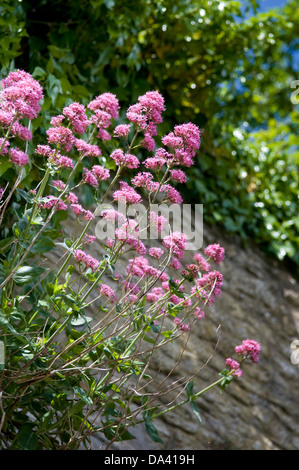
150;375;227;420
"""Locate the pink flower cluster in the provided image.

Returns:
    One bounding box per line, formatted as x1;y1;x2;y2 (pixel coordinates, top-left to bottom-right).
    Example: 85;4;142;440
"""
235;339;261;363
115;220;146;255
74;139;101;157
99;283;118;303
70;203;95;220
110;149;139;169
113;181;142;205
161;123;201;168
126;91;165;151
131;172;154;189
73;249;99;271
83;165;110;187
46;126;75;153
35;145;74;169
174;317;190;332
163;232;188;260
149;247;164;259
114;124;131;138
62;102;89;135
9;147;29;167
0;69;43;120
192;270;223;305
225;358;243;377
148;211;168;234
42;195;68;211
88;92;119;140
0;70;44;168
204;243;225;264
225;339;261;378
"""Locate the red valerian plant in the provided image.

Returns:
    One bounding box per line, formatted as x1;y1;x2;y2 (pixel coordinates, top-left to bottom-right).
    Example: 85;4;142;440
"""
0;70;260;450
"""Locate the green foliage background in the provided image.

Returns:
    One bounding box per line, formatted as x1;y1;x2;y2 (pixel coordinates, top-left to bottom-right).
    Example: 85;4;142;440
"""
1;0;298;275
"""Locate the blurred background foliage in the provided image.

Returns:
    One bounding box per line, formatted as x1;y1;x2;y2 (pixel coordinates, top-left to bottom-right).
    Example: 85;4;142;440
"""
0;0;298;275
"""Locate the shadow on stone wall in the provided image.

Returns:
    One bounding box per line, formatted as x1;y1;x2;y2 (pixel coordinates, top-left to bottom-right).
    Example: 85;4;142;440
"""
44;211;299;450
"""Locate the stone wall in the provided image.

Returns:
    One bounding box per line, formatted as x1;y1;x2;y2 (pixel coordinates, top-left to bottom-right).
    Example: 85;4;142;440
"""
45;216;299;450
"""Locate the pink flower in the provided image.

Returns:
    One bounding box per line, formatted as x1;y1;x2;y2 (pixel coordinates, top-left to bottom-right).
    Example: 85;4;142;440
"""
140;134;156;151
82;234;96;244
9;147;29;166
235;339;261;363
55;155;74;169
131;172;154;189
89;110;111;129
0;110;14;127
193;253;211;272
11;121;33;141
126;256;150;278
63;102;89;134
226;358;243;377
97;129;111;141
0;138;10;155
106;238;114;248
74;251;99;271
74;249;87;263
204;243;225;264
83;168;98;187
42;195;67;211
70;204;85;216
113;181;142;205
148;211;168;234
74;138;101;157
114;124;131;138
160;184;183;204
123;281;140;295
174;122;201;151
46;126;75;152
146;287;164;303
88;92;120;119
110;149;139;169
162;132;183;149
194;270;223;299
101;209;126;224
143;156;166;171
0;69;43;120
66;192;79;204
35;145;54;158
181;264;200;281
149;247;164;259
50;115;64;127
162;232;188;260
83;210;95;221
91;165;110;181
193;307;205;320
99;283;118;302
170;258;182;270
126;91;165;136
174;317;190;332
51;180;66;191
169;169;187;184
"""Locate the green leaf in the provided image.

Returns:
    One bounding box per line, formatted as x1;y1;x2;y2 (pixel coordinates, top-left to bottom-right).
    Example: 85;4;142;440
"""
13;266;47;286
145;418;164;444
190;400;202;423
72;386;93;405
219;369;233;392
70;315;92;327
0;236;14;254
12;424;38;450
